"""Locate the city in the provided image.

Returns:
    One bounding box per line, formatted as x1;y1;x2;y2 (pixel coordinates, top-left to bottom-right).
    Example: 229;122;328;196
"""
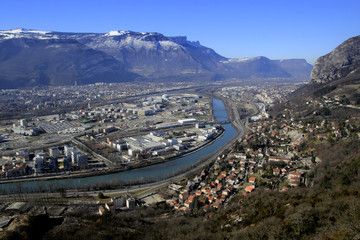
1;1;360;238
0;83;225;182
0;81;322;214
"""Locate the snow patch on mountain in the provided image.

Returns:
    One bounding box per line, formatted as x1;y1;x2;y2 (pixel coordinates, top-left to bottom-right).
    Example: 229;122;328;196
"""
4;28;51;34
159;40;180;50
105;30;130;36
0;28;57;40
221;57;256;63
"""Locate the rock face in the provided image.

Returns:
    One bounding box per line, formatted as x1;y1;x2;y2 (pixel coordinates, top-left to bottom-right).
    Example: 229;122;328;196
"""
75;32;226;77
274;59;313;80
310;36;360;84
0;28;314;88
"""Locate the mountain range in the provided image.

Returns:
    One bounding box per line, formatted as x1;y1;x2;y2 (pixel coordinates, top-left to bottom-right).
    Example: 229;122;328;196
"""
0;28;313;88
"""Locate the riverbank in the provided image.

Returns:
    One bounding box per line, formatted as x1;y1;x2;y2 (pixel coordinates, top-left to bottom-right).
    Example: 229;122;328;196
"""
0;126;225;185
0;98;241;193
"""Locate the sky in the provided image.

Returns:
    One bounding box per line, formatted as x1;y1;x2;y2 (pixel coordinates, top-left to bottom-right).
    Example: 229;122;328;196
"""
1;0;359;64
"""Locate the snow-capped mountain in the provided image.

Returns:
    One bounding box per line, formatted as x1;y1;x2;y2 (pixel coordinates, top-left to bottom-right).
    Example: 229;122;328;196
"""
70;30;227;77
0;29;313;88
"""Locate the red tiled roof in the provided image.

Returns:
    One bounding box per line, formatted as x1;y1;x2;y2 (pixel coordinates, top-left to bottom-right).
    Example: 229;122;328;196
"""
290;177;301;182
289;171;302;176
249;177;256;182
245;186;254;192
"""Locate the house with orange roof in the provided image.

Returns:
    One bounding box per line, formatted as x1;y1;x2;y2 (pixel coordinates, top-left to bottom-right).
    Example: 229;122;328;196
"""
234;153;247;160
289;171;302;178
269;156;291;163
249;176;256;185
184;200;191;208
166;199;176;207
273;168;281;176
188;195;195;203
245;186;255;193
179;191;189;202
216;175;225;183
215;198;222;204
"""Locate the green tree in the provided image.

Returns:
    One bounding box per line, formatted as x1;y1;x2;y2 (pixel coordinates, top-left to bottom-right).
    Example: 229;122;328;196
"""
98;192;106;199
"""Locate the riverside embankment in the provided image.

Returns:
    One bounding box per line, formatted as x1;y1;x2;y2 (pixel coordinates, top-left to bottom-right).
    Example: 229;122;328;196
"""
0;98;243;193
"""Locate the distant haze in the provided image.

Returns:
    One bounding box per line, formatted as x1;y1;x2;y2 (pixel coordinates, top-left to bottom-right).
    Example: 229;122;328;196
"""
1;0;359;64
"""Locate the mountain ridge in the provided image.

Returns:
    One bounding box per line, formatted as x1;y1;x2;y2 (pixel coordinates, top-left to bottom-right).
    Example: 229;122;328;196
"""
0;28;313;88
270;35;360;120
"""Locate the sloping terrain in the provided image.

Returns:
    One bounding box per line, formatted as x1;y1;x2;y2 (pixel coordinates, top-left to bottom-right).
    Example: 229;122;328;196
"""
311;35;360;84
0;38;138;88
270;36;360;120
274;59;313;80
0;29;313;88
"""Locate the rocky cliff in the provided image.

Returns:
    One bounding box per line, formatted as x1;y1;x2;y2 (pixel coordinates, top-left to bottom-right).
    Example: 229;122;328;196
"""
310;36;360;84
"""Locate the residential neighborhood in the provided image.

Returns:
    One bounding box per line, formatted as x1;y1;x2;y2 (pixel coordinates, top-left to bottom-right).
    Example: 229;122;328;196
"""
164;114;358;213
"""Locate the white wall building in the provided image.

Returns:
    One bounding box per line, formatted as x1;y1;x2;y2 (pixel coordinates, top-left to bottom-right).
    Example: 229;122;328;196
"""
178;119;197;124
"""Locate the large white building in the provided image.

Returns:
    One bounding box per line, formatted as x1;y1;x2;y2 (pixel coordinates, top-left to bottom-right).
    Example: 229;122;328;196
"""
64;145;74;157
178;119;197;124
126;198;136;210
70;150;88;167
11;127;40;136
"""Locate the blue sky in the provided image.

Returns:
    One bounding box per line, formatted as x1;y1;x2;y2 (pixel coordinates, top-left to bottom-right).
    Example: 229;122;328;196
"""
1;0;359;64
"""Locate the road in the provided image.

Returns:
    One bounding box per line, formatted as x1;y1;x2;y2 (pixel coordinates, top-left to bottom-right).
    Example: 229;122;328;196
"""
71;137;114;168
0;94;247;201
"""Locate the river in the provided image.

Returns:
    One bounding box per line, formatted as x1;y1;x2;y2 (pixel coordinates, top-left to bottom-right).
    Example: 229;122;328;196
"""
0;98;238;193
